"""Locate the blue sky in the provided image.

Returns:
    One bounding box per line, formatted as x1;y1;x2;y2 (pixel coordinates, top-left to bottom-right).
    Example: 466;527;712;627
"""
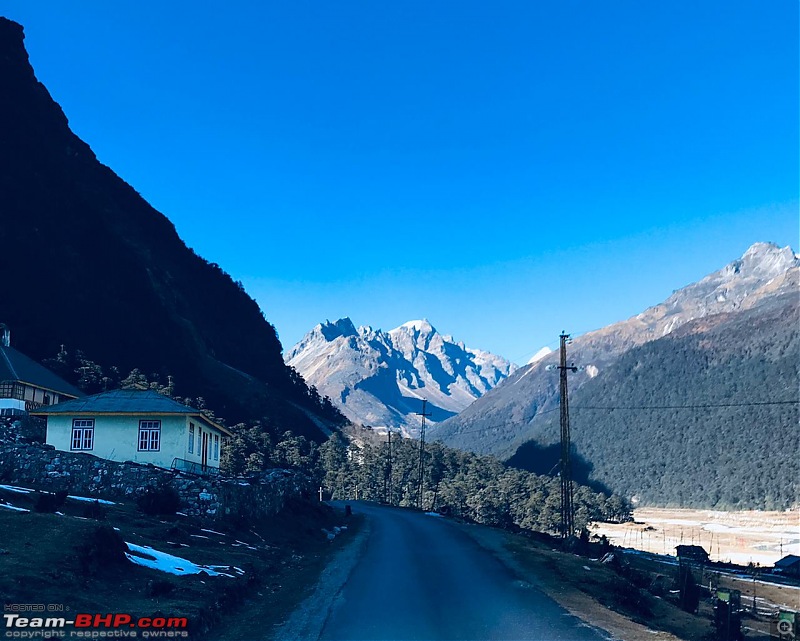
5;1;798;362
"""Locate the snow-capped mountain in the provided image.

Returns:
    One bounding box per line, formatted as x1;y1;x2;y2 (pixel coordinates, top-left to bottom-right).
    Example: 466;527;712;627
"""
286;319;517;436
527;346;552;365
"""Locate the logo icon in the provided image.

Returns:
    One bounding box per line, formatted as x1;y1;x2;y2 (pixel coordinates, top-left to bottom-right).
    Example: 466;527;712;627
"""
773;616;797;640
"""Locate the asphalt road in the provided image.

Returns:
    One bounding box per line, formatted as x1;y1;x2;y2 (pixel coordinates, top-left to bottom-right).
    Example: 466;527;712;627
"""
319;503;613;641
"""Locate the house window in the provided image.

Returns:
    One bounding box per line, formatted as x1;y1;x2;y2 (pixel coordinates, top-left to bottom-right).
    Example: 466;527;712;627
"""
0;383;24;400
71;419;94;451
188;423;195;454
138;420;161;451
213;434;220;460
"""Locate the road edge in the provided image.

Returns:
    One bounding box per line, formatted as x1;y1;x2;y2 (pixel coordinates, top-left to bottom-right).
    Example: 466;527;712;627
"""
452;520;688;641
271;514;373;641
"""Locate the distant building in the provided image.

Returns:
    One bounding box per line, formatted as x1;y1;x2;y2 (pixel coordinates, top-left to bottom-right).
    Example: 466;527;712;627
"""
32;389;232;473
676;545;710;563
0;324;82;416
774;555;800;578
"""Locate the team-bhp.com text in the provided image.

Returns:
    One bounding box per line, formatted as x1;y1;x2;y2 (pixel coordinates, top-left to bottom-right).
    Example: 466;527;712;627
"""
4;614;188;639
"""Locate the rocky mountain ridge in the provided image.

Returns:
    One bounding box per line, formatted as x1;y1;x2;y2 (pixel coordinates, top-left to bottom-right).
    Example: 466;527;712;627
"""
432;242;799;458
508;287;799;509
287;318;517;435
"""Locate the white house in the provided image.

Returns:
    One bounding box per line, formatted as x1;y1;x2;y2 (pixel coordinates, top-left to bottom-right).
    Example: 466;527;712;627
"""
32;389;232;473
0;324;83;416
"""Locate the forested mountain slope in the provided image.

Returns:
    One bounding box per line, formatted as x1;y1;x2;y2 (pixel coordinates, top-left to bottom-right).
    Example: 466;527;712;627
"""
0;18;343;437
433;242;798;459
507;289;799;509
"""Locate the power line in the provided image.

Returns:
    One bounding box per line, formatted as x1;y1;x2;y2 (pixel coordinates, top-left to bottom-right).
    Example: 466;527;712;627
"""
433;399;798;440
573;400;799;410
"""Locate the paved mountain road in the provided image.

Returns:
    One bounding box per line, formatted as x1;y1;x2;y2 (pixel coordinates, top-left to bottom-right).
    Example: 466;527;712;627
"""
312;502;613;641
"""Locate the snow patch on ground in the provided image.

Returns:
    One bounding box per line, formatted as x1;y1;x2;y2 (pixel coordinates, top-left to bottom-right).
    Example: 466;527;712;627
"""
125;542;244;578
0;485;34;494
232;542;258;550
0;503;29;512
68;495;116;505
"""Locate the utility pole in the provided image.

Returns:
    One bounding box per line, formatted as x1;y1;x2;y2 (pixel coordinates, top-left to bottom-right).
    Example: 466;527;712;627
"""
416;398;431;510
385;429;393;505
557;332;578;539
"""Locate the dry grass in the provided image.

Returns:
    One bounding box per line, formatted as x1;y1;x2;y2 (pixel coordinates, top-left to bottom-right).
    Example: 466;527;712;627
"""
456;521;716;641
0;485;356;639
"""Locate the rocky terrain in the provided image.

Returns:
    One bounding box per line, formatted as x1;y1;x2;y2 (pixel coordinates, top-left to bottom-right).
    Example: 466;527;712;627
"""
287;318;516;435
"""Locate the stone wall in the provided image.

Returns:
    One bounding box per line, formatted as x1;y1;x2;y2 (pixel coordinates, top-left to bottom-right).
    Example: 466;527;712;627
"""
0;442;313;520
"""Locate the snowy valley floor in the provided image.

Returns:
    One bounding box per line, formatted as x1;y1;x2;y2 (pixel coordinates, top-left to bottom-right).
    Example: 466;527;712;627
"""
590;507;800;567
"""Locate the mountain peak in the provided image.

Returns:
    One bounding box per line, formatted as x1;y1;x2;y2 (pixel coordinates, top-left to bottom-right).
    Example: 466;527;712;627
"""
319;318;358;342
738;242;798;276
436;241;799;459
397;319;435;334
527;346;553;365
287;318;516;435
0;18;23;44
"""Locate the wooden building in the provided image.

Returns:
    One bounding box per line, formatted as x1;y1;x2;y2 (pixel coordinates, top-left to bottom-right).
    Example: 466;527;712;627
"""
0;324;82;416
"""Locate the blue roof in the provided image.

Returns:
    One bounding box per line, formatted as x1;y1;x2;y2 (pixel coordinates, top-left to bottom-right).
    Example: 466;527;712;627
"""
0;345;83;398
775;555;800;568
32;389;231;434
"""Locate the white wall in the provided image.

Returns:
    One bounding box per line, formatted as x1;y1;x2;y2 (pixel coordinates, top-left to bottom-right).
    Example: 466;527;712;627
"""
46;414;225;470
0;399;25;414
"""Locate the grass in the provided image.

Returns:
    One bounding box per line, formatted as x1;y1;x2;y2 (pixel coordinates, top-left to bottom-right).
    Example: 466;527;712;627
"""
502;535;715;640
0;484;357;639
454;520;716;641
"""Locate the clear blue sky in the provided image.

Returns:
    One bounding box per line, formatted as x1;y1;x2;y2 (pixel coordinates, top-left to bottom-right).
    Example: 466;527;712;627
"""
5;1;798;363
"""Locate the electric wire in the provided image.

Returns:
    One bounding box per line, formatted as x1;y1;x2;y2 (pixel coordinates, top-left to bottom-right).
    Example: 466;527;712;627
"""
432;399;799;440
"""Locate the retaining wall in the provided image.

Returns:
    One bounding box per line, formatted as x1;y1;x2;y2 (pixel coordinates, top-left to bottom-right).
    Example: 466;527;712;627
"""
0;442;312;520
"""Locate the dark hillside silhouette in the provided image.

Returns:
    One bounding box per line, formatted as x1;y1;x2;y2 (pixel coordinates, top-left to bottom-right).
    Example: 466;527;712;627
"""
0;18;343;437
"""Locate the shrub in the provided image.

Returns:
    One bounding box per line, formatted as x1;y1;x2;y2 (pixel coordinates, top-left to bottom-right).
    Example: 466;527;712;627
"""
82;500;107;520
76;525;129;576
136;484;181;515
146;580;175;597
34;490;68;513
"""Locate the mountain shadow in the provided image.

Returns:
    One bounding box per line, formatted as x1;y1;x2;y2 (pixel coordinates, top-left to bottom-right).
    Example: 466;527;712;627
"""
507;441;613;495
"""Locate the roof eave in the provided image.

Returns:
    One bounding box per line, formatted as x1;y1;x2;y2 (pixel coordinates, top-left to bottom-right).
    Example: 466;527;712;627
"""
0;379;82;399
31;408;234;436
